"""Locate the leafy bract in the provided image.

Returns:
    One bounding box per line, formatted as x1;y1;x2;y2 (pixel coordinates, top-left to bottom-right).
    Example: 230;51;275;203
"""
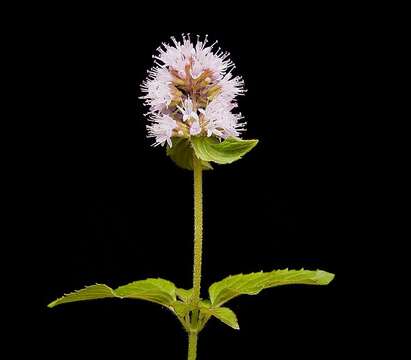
167;138;212;170
191;136;258;164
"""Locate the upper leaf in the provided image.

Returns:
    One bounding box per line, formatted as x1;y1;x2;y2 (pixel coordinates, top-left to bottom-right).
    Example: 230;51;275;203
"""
191;136;258;164
166;138;213;170
47;284;117;308
209;269;335;307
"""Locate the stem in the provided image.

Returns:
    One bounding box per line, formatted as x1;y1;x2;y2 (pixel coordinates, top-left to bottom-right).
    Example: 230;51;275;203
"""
192;155;203;307
187;332;198;360
187;154;203;360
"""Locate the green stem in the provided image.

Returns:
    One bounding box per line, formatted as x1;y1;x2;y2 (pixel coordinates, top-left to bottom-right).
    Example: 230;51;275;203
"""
192;155;203;307
187;331;198;360
188;154;203;360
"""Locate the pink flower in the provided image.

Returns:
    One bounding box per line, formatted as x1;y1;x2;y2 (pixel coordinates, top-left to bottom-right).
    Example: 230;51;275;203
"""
140;34;246;147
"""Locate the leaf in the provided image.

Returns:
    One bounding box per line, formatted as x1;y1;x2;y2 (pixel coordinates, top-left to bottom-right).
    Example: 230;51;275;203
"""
199;302;240;330
209;269;335;307
166;138;213;170
47;284;117;308
171;301;192;318
176;288;193;303
191;136;258;164
114;278;176;306
48;278;177;309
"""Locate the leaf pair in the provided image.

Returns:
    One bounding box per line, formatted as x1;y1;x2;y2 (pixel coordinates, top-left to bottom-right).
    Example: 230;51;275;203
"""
174;288;240;330
167;136;258;170
48;269;334;332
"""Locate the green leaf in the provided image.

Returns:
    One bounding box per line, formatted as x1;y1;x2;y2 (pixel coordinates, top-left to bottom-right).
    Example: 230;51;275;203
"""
209;269;335;307
176;288;193;303
114;278;176;306
191;136;258;164
171;301;192;318
166;138;213;170
47;284;117;308
199;302;240;330
48;278;177;309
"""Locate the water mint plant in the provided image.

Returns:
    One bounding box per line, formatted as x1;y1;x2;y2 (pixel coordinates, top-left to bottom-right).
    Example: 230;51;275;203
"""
48;34;335;360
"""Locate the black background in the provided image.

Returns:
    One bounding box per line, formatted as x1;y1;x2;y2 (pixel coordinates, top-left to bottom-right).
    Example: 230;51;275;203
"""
18;7;366;359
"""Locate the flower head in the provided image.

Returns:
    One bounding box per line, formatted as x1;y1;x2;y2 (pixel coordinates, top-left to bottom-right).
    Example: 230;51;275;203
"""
141;34;246;147
146;114;177;147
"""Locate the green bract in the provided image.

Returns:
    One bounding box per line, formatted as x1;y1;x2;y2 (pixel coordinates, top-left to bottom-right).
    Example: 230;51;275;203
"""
167;136;258;170
191;136;259;164
167;138;213;171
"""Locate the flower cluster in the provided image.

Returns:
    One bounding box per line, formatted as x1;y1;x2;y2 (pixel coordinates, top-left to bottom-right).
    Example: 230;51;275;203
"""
140;34;246;147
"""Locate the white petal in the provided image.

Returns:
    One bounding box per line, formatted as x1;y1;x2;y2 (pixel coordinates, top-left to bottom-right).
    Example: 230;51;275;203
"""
190;122;201;135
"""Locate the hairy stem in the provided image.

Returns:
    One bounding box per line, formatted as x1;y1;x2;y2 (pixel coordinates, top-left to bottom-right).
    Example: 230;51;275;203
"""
187;331;198;360
187;154;203;360
192;155;203;307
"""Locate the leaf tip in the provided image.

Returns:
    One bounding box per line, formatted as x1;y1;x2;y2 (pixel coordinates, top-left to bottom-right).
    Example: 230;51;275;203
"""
315;270;335;285
249;138;259;147
47;300;57;308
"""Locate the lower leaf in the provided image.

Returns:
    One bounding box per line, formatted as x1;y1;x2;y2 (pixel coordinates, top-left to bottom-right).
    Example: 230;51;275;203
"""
115;278;176;306
199;302;240;330
171;301;192;318
47;284;117;308
48;278;177;308
176;288;193;303
209;269;335;307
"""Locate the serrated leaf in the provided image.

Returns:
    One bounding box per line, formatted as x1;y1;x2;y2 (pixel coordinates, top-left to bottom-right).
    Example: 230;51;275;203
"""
199;302;240;330
115;278;176;306
48;278;177;309
47;284;117;308
191;136;258;164
176;288;193;303
209;269;335;307
166;138;213;170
